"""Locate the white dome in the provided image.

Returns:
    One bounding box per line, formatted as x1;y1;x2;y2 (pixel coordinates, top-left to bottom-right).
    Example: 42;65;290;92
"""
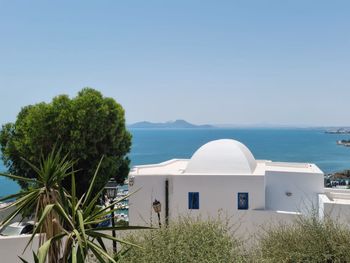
185;139;257;174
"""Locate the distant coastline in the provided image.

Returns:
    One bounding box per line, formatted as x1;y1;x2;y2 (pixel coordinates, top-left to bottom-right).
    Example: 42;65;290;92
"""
128;119;214;129
325;128;350;134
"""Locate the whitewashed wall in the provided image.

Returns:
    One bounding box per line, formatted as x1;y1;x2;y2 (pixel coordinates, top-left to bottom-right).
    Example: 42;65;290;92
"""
242;210;300;239
0;234;40;263
0;230;137;263
265;171;324;213
129;175;168;227
129;174;266;227
170;175;265;219
319;190;350;225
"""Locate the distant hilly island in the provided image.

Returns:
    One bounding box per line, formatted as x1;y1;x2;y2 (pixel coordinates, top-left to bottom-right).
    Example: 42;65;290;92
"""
128;120;214;129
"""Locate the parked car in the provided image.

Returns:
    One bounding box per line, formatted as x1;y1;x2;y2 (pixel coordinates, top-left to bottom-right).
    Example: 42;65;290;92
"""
0;222;34;236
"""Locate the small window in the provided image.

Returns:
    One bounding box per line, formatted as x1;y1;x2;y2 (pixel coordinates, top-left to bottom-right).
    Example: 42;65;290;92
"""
237;193;249;210
188;192;199;209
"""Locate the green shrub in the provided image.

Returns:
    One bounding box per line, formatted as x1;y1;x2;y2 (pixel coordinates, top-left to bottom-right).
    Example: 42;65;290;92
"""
118;217;245;263
254;216;350;263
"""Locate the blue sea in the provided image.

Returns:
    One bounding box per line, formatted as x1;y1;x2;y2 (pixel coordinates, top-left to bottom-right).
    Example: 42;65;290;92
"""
1;128;350;197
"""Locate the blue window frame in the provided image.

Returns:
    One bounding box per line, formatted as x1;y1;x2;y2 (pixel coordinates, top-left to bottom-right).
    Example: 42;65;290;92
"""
237;193;249;210
188;192;199;209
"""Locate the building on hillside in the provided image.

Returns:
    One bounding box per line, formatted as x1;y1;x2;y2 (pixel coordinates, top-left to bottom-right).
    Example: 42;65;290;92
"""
128;139;350;235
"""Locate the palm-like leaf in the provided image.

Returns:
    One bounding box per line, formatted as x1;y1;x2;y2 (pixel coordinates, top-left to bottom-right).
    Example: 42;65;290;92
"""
0;147;76;262
1;151;147;263
40;157;146;263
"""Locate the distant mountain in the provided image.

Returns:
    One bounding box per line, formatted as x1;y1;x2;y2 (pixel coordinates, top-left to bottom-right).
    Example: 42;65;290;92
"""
128;120;214;129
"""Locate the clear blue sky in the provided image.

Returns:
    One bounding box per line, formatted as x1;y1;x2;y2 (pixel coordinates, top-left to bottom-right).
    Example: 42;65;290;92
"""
0;0;349;126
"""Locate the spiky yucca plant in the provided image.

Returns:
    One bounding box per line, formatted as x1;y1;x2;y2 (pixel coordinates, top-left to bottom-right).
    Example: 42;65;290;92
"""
0;148;75;262
1;151;144;263
28;159;144;263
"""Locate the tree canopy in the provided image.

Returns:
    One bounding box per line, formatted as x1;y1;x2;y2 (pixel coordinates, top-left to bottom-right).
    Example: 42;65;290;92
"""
0;88;131;196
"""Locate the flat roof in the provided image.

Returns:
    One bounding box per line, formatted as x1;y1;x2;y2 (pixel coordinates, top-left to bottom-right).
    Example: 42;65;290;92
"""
130;159;188;175
324;189;350;205
265;161;323;174
130;159;323;176
331;199;350;205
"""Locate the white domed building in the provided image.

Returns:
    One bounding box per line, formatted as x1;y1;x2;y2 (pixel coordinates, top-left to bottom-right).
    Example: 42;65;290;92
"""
128;139;350;234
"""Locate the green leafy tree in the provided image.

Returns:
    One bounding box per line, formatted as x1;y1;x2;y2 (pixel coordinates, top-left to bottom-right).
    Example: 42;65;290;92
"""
0;88;131;196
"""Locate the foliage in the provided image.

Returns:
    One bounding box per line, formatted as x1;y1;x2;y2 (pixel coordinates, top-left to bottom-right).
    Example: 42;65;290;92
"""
0;88;131;196
114;214;350;263
31;160;143;262
116;219;129;227
117;216;245;263
0;151;144;263
254;216;350;262
0;148;76;262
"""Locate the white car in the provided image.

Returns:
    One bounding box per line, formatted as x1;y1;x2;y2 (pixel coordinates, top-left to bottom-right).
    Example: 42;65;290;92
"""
0;222;34;236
